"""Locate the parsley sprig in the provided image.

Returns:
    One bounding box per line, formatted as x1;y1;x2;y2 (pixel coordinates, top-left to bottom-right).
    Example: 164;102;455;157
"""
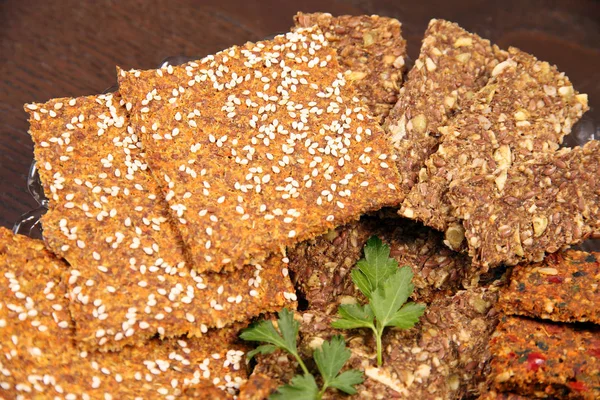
332;236;425;366
241;308;363;399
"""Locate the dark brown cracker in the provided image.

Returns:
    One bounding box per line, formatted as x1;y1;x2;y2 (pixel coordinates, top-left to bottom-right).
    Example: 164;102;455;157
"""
499;250;600;324
449;140;600;270
237;372;278;400
255;287;500;399
400;47;589;246
293;12;407;121
118;27;401;274
0;228;248;398
289;216;475;314
384;18;506;202
26;94;295;351
489;316;599;399
478;391;534;400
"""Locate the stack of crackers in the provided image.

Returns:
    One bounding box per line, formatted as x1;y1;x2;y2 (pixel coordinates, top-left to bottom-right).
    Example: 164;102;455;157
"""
3;11;598;400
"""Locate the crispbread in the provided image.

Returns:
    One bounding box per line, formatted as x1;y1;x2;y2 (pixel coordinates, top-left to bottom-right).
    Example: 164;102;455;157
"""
384;19;505;201
26;94;295;351
499;250;600;324
0;227;248;398
400;47;589;247
489;316;599;399
118;27;401;274
449;141;600;269
293;12;407;121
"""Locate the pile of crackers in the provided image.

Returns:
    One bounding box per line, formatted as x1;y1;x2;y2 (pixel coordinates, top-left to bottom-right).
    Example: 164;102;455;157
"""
2;11;598;399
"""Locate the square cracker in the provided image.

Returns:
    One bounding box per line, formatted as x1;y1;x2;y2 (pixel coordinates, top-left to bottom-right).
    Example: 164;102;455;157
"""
384;19;505;202
293;12;407;121
0;228;249;398
26;94;295;351
118;27;401;274
400;47;589;245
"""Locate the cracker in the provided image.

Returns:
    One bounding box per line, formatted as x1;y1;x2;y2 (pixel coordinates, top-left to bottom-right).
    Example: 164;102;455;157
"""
255;287;499;399
478;391;533;400
499;250;600;324
400;47;589;247
237;372;278;400
289;217;473;313
293;12;407;121
449;141;600;269
26;94;295;351
0;228;248;398
117;27;401;274
384;19;505;201
489;316;599;399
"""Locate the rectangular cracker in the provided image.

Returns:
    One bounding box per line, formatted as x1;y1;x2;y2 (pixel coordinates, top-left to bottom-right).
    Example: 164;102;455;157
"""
400;47;589;244
384;19;505;201
117;27;402;274
489;316;599;399
0;227;248;398
289;216;474;312
26;94;295;351
449;141;600;269
499;250;599;324
255;287;500;399
293;12;407;121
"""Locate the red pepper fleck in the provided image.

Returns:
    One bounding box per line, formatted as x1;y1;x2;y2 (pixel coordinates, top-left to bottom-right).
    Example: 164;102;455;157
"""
547;276;564;284
588;348;600;358
568;381;587;392
526;352;546;371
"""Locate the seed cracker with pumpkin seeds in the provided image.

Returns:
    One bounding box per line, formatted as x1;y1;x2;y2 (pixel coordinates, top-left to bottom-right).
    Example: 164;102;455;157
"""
499;250;600;324
489;315;599;399
400;47;589;248
384;19;506;202
293;12;407;121
0;227;249;398
118;27;402;274
449;141;600;270
26;94;295;351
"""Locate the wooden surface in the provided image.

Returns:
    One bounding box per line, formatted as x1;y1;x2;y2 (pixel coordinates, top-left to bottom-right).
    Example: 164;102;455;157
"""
1;0;599;228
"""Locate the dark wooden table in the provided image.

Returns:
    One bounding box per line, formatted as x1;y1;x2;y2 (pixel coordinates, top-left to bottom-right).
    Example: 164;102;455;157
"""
1;0;599;229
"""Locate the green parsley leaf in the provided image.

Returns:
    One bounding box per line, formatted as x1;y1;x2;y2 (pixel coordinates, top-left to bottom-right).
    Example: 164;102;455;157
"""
270;374;319;400
246;344;278;361
332;238;426;367
352;236;398;297
314;335;364;396
331;304;374;330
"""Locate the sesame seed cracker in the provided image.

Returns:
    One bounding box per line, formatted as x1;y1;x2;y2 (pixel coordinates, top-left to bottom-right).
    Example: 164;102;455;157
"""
26;94;295;351
0;228;248;398
118;27;401;273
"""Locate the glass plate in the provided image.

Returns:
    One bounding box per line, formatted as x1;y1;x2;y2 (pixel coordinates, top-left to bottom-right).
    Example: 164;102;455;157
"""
13;56;600;251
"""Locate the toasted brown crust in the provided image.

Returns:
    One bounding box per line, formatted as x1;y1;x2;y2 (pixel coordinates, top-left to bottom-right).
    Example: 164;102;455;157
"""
499;250;600;324
449;141;600;269
117;27;401;274
489;316;599;399
400;47;589;240
237;372;278;400
26;94;295;351
478;390;534;400
293;12;407;121
385;19;506;202
0;228;248;398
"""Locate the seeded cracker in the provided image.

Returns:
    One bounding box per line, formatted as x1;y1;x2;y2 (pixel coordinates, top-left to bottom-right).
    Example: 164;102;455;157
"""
400;47;589;247
118;27;401;274
255;287;500;399
293;12;407;121
384;19;506;202
489;316;599;399
499;250;600;324
26;94;295;351
289;217;474;313
449;141;600;269
0;228;248;398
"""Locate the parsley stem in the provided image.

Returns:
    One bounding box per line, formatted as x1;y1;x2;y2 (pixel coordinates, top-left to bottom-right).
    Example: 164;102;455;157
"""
293;352;310;376
373;326;383;367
